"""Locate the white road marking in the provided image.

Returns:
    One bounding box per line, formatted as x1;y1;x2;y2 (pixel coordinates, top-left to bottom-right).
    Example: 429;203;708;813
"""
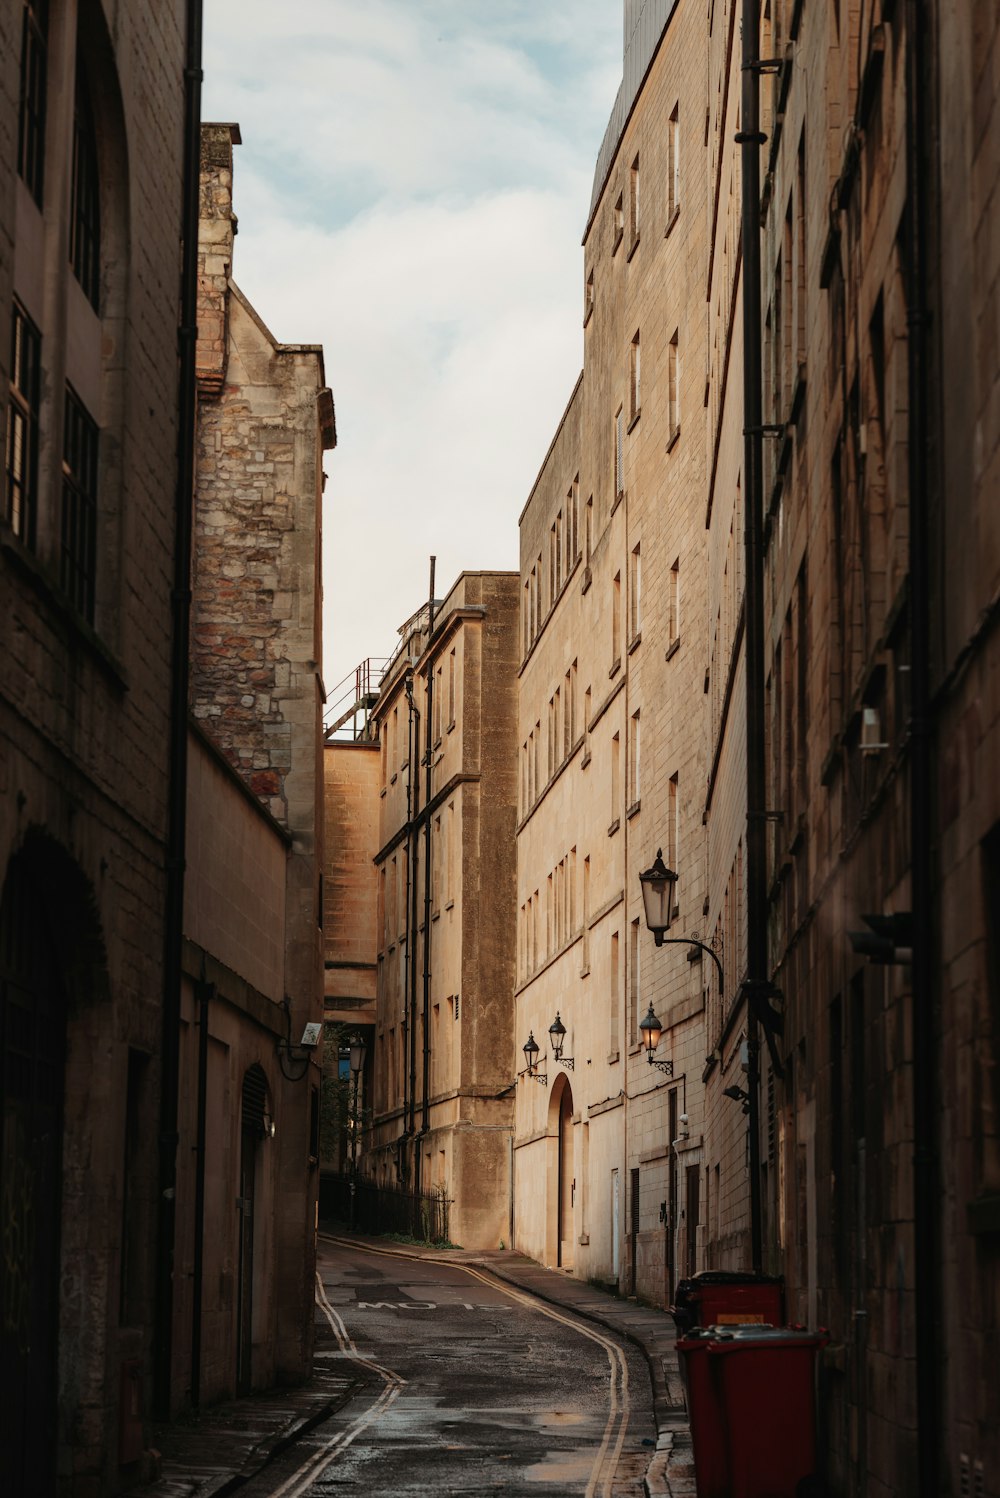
261;1270;406;1498
320;1235;631;1498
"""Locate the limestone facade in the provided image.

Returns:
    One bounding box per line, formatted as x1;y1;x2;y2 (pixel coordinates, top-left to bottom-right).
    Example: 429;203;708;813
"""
175;124;335;1408
362;571;519;1250
514;0;712;1298
321;737;379;1173
745;2;1000;1494
0;2;188;1490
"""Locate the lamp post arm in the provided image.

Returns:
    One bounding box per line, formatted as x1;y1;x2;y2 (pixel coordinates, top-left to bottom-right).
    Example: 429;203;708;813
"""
654;934;724;990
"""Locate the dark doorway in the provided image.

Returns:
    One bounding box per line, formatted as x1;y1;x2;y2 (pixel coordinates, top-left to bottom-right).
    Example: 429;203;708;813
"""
0;855;66;1497
686;1164;700;1279
556;1080;574;1270
236;1064;267;1394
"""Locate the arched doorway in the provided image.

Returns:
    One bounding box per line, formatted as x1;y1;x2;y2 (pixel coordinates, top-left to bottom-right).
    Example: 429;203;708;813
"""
0;850;66;1496
549;1074;575;1271
237;1064;269;1393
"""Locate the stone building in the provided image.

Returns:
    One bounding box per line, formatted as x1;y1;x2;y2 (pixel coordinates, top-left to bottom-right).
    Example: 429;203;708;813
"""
513;0;712;1300
172;123;335;1409
742;3;1000;1495
362;571;519;1250
321;733;379;1174
0;1;191;1491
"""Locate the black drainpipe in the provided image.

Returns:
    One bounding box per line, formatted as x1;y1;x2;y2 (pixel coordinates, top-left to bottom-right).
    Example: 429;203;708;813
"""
739;0;766;1274
419;559;437;1172
190;977;213;1408
154;0;202;1420
904;2;937;1493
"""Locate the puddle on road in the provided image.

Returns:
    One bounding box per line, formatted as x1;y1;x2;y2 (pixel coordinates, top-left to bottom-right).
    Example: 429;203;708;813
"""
534;1409;587;1428
521;1450;595;1485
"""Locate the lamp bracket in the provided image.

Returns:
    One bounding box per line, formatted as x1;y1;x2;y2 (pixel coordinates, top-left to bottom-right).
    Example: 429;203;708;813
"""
648;1056;674;1076
653;934;724;989
554;1055;575;1071
518;1067;548;1085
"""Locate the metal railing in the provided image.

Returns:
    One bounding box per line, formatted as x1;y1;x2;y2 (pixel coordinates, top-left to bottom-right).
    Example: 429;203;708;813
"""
319;1174;453;1244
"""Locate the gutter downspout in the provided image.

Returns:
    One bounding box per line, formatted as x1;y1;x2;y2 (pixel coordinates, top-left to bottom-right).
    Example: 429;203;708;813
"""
904;3;938;1493
739;0;766;1275
190;977;213;1408
154;0;202;1418
420;559;437;1164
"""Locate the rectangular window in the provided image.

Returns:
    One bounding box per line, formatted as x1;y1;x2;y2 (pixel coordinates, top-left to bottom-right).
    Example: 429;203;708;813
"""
610;931;620;1056
667;103;680;224
585;268;595;326
583;856;591;970
6;303;41;546
630;918;641;1045
70;63;100;311
630;543;642;639
583;686;592;762
61;385;98;622
614;407;624;498
448;648;456;727
667;772;679;881
630;330;641;423
612;571;621;668
629;154;640;248
613;191;624;254
585;495;594;564
611;732;621;830
668;556;680;650
629;709;641;810
17;0;48;207
667;331;680;444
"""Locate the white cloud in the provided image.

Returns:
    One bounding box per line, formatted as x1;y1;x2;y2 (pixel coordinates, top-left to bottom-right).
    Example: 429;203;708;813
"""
202;0;621;699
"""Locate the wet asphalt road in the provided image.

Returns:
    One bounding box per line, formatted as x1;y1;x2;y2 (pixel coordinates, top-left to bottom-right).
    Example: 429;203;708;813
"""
238;1237;656;1497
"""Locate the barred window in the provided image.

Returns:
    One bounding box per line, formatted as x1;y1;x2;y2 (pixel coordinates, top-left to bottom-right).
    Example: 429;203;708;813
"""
5;304;41;545
61;387;98;622
70;65;101;310
17;1;48;207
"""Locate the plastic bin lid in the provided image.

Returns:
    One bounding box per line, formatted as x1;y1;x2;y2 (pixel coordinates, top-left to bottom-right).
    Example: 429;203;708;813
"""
705;1325;828;1350
682;1270;784;1285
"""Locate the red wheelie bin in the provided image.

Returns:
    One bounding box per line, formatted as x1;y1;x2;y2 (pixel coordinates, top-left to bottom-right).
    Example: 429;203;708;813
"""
706;1325;828;1498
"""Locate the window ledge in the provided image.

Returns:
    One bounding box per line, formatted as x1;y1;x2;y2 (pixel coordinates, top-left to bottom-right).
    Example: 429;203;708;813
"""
627;800;641;820
447;719;456;733
380;786;387;798
627;408;641;433
664;204;681;238
581;750;592;770
581;565;593;595
580;964;591;979
626;234;640;262
609;657;621;680
612;229;624;257
611;490;624;516
583;303;594;329
666;425;681;453
445;899;454;912
390;772;397;785
608;1050;620;1065
628;631;642;655
608;817;620;837
665;636;681;661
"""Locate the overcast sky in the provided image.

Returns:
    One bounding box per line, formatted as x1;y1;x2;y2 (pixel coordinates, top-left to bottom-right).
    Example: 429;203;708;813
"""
202;1;623;718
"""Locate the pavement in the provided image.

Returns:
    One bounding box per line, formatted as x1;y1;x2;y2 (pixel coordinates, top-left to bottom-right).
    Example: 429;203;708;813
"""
135;1225;696;1498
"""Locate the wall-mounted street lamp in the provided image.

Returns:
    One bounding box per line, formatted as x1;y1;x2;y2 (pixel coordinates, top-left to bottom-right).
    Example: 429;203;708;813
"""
519;1031;547;1085
639;1004;673;1076
548;1013;574;1070
638;850;724;987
